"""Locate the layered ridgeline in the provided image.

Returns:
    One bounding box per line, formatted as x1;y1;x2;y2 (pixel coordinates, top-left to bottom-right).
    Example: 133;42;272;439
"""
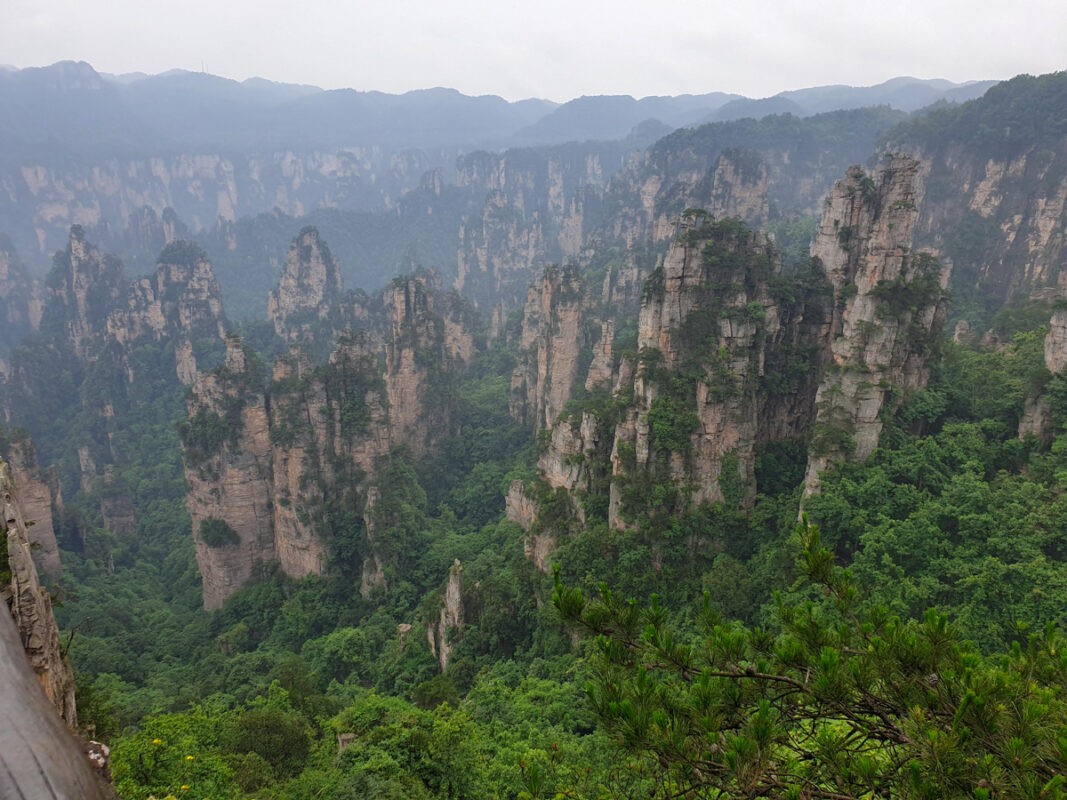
199;74;1067;323
446;106;909;312
0;60;987;265
6;72;1060;336
0;72;1060;633
507;156;945;544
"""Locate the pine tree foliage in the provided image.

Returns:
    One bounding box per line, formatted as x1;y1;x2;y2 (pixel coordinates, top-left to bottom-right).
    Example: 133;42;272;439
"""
554;521;1067;799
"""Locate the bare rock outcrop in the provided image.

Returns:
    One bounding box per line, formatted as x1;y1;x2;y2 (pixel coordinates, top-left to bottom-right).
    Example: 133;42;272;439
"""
268;226;344;343
510;267;584;429
269;336;390;581
609;215;794;522
802;157;947;494
107;240;227;385
1;435;62;580
2;458;77;726
183;269;478;606
384;275;467;456
183;338;275;610
44;226;125;357
426;560;464;672
454;148;611;309
1045;304;1067;375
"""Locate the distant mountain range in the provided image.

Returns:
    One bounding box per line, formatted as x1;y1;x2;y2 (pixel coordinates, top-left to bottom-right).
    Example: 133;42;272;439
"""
0;61;995;160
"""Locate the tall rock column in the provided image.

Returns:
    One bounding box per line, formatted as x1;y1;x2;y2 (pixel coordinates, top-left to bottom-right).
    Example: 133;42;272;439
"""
608;215;784;526
803;157;947;494
267;226;344;344
43;225;125;357
182;338;275;610
509;266;584;430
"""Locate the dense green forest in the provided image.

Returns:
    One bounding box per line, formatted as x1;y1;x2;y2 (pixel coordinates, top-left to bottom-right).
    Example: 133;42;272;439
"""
3;73;1067;799
13;288;1061;799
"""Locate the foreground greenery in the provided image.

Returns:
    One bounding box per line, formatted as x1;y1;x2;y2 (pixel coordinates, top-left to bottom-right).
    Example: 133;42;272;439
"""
557;522;1067;798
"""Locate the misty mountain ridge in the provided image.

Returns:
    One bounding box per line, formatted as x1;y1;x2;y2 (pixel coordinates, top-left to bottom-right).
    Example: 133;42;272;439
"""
0;60;996;159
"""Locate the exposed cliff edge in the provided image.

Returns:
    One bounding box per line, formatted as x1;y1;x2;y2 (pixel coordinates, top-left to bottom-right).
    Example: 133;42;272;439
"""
43;225;126;358
1;229;231;562
885;74;1067;305
1;458;76;726
454;147;617;308
426;559;464;672
0;607;111;799
0;433;61;580
107;240;228;385
507;213;829;546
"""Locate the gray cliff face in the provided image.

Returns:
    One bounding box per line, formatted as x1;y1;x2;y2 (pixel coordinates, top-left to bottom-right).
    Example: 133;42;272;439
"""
511;158;944;552
3;147;443;262
509;267;584;430
631;219;782;509
384;276;458;457
802;157;947;494
268;227;344;343
106;241;228;385
454;148;616;309
2;459;76;726
1045;302;1067;376
184;339;275;611
269;336;390;584
605;216;815;525
1;435;62;580
895;148;1067;306
44;226;126;357
183;269;478;606
1;230;231;560
510;213;829;540
426;560;464;672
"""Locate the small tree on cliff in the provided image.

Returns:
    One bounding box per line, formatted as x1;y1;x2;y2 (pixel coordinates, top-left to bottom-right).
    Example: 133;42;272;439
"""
554;521;1067;799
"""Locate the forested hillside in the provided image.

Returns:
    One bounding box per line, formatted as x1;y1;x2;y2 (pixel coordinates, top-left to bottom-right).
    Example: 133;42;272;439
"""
1;70;1066;799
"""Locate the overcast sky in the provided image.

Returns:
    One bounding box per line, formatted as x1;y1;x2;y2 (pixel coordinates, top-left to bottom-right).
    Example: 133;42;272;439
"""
2;0;1064;101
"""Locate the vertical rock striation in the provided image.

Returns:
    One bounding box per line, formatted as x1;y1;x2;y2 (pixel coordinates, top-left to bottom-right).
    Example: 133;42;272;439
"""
2;458;77;726
268;226;345;344
1;434;61;580
43;225;125;357
183;338;275;610
182;265;477;607
509;266;584;429
107;240;228;385
511;157;944;555
802;157;946;494
426;560;464;672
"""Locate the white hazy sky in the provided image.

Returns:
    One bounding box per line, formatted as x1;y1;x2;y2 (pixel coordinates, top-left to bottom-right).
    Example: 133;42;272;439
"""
2;0;1065;101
